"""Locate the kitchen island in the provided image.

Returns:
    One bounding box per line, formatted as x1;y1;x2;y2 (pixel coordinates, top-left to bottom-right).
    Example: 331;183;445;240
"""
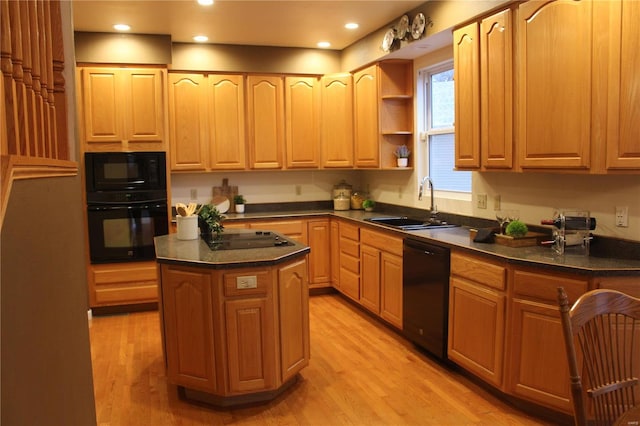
154;231;310;406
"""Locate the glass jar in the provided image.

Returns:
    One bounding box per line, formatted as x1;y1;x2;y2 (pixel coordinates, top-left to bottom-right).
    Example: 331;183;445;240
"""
332;180;352;200
350;190;367;210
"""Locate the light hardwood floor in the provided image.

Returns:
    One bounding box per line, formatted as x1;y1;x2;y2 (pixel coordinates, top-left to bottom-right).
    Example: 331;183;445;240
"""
89;293;562;425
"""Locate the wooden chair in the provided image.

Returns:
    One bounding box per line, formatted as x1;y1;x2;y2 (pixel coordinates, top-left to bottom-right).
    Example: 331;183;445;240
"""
558;287;640;426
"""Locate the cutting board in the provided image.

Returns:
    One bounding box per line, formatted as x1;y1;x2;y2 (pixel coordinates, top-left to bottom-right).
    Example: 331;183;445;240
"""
212;178;238;212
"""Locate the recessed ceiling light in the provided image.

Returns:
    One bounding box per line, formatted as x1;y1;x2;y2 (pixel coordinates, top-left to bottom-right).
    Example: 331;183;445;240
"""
113;24;130;31
345;23;359;30
317;41;331;49
193;35;209;43
197;0;214;5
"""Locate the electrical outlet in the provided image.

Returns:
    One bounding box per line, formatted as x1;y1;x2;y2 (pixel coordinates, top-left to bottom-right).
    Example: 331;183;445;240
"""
295;185;302;196
477;194;487;209
190;188;197;200
615;206;629;227
236;275;257;289
494;195;501;210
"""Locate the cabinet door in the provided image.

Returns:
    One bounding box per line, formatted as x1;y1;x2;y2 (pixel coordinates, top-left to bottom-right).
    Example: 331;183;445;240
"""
160;265;217;393
517;0;592;170
278;259;310;383
285;76;319;168
168;73;208;171
480;9;513;169
123;69;165;143
330;220;340;287
353;65;379;168
605;0;640;170
360;244;381;314
321;74;354;168
307;219;331;287
225;296;276;393
380;251;402;329
247;75;284;169
80;68;123;144
453;22;481;169
448;276;505;388
207;74;246;170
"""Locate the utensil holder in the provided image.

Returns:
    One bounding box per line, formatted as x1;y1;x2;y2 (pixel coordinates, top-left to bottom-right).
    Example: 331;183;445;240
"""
176;215;199;240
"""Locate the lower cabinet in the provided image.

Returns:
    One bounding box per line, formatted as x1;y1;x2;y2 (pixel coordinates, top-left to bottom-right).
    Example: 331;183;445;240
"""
307;219;332;289
359;227;403;328
505;267;588;413
159;258;309;400
338;221;360;301
448;251;507;388
88;261;159;307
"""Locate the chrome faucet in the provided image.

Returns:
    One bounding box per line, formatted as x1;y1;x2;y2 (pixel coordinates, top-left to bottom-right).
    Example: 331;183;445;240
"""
418;176;438;221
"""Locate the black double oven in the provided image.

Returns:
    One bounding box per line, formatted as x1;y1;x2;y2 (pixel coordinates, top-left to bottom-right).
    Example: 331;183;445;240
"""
85;152;169;264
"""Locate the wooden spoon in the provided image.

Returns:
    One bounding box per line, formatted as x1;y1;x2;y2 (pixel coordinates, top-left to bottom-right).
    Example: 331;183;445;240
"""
176;206;188;217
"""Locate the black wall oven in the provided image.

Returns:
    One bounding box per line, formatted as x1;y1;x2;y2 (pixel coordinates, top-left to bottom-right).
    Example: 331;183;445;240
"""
85;152;169;264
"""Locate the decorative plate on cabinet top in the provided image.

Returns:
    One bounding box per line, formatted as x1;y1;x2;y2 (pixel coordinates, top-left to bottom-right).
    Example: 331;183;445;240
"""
396;15;409;40
381;28;396;52
411;12;426;40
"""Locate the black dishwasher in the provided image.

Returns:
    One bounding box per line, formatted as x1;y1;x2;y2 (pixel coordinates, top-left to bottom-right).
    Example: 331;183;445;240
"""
403;238;451;361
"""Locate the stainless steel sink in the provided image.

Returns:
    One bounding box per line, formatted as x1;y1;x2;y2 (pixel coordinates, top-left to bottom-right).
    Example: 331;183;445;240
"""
366;216;458;231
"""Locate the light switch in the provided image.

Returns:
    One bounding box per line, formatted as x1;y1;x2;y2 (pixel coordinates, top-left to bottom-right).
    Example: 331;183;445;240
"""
236;275;257;289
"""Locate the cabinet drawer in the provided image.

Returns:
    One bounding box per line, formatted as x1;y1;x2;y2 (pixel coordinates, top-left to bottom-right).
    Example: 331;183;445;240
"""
91;261;157;285
360;228;402;255
512;268;588;304
223;269;271;297
340;253;360;275
340;237;359;258
451;251;506;291
340;269;360;300
339;222;360;241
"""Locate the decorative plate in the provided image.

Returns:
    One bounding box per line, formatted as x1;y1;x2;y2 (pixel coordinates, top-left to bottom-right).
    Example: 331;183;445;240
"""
396;15;409;40
411;12;426;40
381;28;396;52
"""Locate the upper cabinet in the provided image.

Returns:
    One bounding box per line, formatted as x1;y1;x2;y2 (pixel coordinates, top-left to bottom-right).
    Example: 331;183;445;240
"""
517;0;592;170
605;0;640;170
246;75;285;169
480;9;513;170
353;60;414;170
285;76;320;169
321;73;354;168
353;65;379;168
453;22;481;169
78;67;166;152
168;73;246;171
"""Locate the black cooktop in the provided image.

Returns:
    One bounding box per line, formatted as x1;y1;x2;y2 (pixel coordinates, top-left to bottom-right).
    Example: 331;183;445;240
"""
202;231;294;251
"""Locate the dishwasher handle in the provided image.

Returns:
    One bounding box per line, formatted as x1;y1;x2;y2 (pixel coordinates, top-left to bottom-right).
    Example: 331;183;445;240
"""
403;238;449;257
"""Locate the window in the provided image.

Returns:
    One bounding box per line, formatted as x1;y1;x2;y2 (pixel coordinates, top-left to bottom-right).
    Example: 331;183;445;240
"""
419;62;471;193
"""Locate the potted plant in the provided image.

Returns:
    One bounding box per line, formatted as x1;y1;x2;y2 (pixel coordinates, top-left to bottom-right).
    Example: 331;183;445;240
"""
197;204;225;236
233;194;246;213
362;199;376;212
394;145;411;167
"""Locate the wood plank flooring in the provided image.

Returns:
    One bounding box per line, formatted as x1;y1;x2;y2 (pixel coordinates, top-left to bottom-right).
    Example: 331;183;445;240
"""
89;293;561;425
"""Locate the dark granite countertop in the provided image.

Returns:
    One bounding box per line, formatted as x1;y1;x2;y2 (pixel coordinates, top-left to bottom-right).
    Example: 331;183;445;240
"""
155;230;310;269
220;208;640;275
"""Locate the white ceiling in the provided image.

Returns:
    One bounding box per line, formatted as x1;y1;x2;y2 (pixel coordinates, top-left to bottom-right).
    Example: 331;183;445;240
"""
72;0;428;50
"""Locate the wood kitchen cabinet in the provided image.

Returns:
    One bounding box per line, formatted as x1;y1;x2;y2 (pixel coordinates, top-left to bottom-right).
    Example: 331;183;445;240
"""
285;76;320;168
338;220;360;301
360;227;403;328
506;266;589;413
330;219;340;288
307;218;331;289
517;0;593;170
87;261;159;308
453;22;481;169
168;73;208;170
320;73;354;168
159;258;309;400
78;67;166;152
448;251;507;387
246;75;284;169
605;0;640;171
353;65;379;168
480;8;513;170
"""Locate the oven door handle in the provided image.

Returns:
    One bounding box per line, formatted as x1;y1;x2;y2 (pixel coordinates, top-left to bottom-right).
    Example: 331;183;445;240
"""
87;203;167;211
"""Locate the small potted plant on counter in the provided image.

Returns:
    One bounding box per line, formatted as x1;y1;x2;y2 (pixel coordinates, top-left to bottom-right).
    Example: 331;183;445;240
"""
394;145;411;167
197;204;225;237
234;194;246;213
362;199;376;212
